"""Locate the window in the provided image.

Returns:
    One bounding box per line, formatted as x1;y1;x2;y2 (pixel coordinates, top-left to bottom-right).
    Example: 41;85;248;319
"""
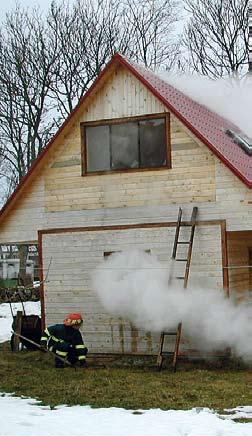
225;129;252;155
81;114;170;174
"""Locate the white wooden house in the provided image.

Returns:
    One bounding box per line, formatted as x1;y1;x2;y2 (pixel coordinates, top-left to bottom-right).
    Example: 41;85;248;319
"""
0;53;252;355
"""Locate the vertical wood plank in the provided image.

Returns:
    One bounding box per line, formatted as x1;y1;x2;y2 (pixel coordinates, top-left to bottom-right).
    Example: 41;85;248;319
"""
13;311;23;352
221;220;229;297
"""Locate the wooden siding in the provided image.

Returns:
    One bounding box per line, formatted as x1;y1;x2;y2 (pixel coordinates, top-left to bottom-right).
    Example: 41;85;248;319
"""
0;176;45;243
44;67;216;213
227;231;252;301
41;223;223;354
0;63;251;249
82;65;166;121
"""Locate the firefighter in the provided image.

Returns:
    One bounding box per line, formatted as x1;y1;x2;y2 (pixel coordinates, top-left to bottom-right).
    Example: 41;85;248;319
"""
40;313;88;368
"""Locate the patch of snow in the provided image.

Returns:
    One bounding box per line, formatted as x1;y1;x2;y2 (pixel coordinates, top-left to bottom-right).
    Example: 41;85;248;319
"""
220;406;252;420
0;301;41;343
0;394;251;436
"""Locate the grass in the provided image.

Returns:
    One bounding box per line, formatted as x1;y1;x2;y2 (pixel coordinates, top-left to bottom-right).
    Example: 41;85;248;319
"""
0;278;18;288
0;342;251;418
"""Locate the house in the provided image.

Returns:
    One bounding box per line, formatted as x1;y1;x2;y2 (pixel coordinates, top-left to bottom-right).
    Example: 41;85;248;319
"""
0;53;252;355
0;245;38;284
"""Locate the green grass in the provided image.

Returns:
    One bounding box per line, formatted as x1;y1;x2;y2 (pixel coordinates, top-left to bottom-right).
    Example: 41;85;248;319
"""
0;342;251;417
233;419;252;423
0;278;18;288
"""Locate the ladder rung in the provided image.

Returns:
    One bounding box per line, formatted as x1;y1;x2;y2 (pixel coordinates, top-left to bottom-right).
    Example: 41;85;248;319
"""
162;332;177;336
176;259;188;262
158;321;183;372
176;276;185;280
160;352;174;356
177;241;190;244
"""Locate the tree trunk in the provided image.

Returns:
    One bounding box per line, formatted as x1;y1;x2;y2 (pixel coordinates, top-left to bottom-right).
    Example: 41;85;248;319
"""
18;245;30;286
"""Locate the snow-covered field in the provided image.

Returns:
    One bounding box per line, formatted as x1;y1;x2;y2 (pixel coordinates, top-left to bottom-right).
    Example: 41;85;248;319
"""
0;302;251;436
0;395;251;436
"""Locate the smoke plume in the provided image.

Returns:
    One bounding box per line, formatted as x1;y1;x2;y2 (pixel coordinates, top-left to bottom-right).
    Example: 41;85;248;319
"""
93;250;252;362
160;73;252;138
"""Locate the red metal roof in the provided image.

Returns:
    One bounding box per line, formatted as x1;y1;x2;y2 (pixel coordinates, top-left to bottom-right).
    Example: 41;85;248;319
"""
117;55;252;188
1;53;251;221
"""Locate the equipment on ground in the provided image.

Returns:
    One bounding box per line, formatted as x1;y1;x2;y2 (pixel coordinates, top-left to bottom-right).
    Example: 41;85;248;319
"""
11;330;74;367
5;289;42;351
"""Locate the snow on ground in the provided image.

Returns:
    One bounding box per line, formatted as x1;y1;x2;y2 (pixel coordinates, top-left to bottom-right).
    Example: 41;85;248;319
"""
1;302;251;435
221;406;252;421
0;394;252;436
0;301;41;342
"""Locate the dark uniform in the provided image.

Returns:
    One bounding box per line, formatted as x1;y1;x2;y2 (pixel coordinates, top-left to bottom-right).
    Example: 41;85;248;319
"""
41;323;88;367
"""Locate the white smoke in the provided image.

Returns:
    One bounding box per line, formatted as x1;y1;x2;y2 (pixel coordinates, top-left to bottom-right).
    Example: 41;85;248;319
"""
159;72;252;138
93;250;252;362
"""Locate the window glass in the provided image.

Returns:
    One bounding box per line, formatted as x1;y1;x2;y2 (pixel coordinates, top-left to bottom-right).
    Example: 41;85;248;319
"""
86;125;110;172
139;118;166;167
111;122;139;169
84;116;168;173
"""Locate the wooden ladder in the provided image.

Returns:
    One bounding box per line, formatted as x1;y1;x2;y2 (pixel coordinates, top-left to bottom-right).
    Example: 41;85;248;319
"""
157;207;198;372
157;322;182;372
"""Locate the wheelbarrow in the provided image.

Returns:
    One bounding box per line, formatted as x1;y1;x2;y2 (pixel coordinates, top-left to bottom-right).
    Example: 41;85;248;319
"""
5;289;42;351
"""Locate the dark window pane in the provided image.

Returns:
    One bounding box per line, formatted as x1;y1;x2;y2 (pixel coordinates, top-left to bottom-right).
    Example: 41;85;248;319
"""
86;125;110;172
139;118;166;168
111;122;139;169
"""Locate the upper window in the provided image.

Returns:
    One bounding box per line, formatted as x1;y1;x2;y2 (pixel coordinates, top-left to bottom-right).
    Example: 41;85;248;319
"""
225;129;252;156
81;114;170;174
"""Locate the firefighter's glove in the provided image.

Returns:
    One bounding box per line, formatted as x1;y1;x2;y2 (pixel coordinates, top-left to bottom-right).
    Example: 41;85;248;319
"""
79;359;88;368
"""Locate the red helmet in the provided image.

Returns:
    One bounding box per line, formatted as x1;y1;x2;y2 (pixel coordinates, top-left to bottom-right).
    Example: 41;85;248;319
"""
64;313;83;326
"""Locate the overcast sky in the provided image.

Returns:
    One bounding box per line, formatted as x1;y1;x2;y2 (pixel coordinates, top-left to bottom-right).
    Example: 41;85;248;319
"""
0;0;75;19
1;0;49;14
0;0;187;27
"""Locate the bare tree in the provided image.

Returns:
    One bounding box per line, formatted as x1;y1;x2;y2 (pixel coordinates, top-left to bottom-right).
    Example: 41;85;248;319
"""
47;0;181;120
0;145;8;206
0;162;15;206
123;0;180;70
0;7;58;183
182;0;249;77
0;0;182;198
47;0;131;119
